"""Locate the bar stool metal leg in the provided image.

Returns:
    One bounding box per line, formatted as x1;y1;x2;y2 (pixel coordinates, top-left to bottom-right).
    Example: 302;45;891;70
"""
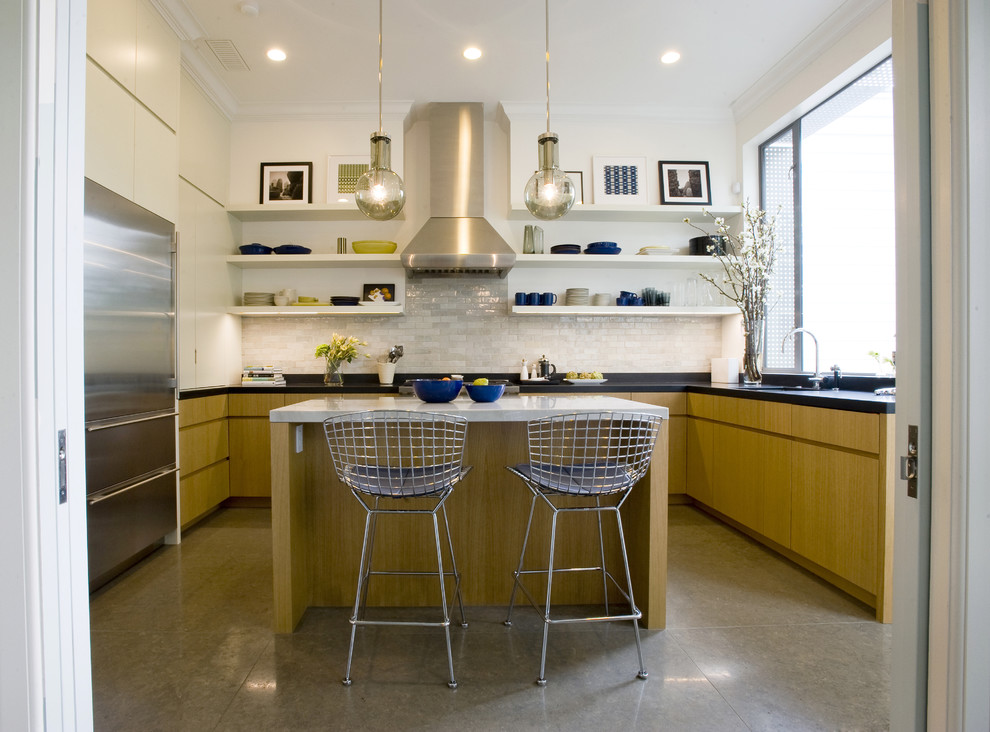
614;507;648;680
596;497;610;616
536;505;561;686
343;509;375;686
440;504;468;629
431;511;458;689
504;494;539;627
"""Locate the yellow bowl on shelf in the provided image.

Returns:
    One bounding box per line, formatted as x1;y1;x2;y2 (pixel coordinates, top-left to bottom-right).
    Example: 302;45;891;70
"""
352;240;397;254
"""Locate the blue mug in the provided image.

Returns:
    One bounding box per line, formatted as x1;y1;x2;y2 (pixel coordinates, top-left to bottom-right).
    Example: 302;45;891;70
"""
527;292;540;306
617;296;630;306
540;292;557;306
514;292;527;306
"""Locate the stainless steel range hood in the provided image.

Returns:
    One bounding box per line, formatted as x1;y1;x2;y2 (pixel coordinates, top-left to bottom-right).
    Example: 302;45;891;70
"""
402;103;516;278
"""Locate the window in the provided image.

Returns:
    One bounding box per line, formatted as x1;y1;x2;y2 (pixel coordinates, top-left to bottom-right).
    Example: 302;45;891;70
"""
761;57;895;375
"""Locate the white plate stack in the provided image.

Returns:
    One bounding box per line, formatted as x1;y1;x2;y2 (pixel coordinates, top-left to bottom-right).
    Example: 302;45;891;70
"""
592;293;612;306
243;292;275;306
565;287;589;306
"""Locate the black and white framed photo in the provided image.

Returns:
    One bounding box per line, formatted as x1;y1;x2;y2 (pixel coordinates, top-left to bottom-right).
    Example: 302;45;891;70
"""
658;160;711;205
260;162;312;204
593;156;648;204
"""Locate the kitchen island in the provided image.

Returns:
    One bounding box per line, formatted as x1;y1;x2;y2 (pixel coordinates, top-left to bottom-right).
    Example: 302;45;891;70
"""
268;394;669;632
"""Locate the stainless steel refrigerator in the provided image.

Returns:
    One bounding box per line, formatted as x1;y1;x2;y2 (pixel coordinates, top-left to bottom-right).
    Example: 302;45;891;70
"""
84;179;178;590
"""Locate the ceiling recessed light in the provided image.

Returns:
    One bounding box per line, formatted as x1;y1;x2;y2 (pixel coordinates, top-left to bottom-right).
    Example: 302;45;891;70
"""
463;47;482;61
267;48;287;62
660;50;681;65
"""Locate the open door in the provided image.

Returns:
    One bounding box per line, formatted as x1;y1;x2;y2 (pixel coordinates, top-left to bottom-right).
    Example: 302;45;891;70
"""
891;2;932;729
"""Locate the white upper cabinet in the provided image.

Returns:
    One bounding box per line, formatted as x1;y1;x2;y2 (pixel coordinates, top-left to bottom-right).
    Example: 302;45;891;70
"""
179;72;231;206
134;0;180;130
86;0;179;128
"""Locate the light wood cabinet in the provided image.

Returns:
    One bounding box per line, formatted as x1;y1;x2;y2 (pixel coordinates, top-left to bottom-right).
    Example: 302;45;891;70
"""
228;394;286;498
629;393;686;497
178;395;229;527
685;392;892;621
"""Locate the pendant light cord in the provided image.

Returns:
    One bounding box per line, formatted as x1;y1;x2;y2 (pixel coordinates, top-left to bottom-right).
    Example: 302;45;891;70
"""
378;0;384;134
544;0;551;134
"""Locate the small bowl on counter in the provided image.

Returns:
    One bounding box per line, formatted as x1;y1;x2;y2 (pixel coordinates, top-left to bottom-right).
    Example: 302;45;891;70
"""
411;379;462;403
464;382;505;402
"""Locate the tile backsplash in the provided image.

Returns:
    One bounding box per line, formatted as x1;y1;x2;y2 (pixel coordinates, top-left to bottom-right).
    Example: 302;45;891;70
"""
241;277;725;375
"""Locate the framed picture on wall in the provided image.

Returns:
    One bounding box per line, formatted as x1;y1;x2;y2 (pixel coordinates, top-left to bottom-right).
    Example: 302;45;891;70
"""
260;162;312;204
658;160;712;205
592;156;648;204
327;155;370;204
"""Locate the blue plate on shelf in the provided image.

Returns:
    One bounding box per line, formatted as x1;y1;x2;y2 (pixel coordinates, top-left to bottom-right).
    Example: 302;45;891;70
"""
550;244;581;254
239;243;273;255
585;246;621;255
586;241;618;249
273;244;312;255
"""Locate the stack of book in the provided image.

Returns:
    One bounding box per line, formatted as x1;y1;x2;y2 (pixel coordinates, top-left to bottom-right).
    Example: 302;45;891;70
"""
241;366;285;387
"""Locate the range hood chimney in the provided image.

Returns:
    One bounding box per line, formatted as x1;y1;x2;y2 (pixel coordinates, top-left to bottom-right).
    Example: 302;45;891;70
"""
401;103;517;278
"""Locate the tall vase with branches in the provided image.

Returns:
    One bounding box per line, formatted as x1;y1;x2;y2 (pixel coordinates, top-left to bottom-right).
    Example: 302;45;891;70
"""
685;201;780;384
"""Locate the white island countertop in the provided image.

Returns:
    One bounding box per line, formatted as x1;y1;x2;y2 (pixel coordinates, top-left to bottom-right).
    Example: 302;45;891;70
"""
270;394;669;423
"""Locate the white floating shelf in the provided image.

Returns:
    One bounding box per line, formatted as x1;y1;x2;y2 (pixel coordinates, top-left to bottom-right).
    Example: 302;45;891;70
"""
228;305;404;316
508;203;741;223
227;254;403;269
512;254;724;269
227;204;405;222
510;305;737;316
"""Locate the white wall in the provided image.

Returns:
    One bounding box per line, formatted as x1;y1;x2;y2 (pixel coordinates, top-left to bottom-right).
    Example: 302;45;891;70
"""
232;108;739;377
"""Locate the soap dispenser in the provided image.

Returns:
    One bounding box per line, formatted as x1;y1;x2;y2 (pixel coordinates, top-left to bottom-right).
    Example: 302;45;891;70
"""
519;358;529;381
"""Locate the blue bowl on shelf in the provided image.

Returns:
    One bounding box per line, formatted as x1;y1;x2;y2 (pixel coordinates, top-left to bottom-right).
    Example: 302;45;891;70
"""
586;241;618;249
239;243;273;255
464;383;505;402
273;244;312;255
411;379;463;403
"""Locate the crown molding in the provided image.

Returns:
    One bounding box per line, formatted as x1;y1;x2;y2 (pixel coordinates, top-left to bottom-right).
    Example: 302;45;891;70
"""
499;101;733;126
179;47;240;120
730;0;890;122
149;0;206;41
232;100;414;122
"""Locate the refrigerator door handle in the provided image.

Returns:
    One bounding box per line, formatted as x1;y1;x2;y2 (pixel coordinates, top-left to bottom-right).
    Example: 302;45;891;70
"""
87;467;179;506
86;410;178;432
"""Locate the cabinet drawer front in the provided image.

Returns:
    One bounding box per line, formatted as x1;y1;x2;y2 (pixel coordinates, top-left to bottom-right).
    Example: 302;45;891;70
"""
229;393;286;417
633;392;686;416
686;393;714;420
179;419;229;474
178;394;228;427
791;406;879;453
180;460;229;526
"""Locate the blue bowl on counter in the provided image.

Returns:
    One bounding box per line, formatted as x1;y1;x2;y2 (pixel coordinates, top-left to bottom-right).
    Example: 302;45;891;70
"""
411;379;463;403
239;243;273;255
464;383;505;402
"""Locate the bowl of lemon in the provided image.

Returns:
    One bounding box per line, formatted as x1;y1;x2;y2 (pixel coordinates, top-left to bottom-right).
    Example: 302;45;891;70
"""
464;378;505;402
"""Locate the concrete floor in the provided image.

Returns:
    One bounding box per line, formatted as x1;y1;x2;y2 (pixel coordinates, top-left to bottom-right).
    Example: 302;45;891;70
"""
89;505;890;731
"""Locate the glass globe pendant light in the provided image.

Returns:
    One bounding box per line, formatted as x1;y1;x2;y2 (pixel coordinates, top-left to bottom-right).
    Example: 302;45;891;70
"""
523;0;575;220
355;0;405;221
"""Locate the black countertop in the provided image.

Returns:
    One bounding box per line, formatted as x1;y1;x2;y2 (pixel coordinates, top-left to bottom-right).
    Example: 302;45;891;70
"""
180;372;895;414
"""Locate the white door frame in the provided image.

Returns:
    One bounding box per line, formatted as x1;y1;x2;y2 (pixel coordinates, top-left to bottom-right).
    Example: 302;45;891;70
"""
926;0;990;728
1;0;93;728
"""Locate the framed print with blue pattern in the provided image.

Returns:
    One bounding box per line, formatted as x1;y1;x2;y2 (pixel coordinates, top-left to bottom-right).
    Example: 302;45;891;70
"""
593;156;648;204
658;160;711;205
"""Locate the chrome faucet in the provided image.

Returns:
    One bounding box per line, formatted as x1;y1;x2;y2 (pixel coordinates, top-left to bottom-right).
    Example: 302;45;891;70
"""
783;328;823;390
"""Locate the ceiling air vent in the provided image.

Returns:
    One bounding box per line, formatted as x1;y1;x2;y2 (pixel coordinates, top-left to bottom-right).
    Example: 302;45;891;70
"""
205;40;250;71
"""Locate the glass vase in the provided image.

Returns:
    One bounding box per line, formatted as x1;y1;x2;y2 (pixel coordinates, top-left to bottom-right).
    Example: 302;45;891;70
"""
324;360;343;386
742;318;764;385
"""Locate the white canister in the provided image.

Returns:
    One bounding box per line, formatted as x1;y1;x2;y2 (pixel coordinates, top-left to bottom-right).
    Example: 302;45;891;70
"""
377;361;396;385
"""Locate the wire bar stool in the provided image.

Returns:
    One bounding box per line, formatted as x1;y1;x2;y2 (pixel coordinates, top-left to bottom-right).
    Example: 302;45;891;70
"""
323;410;472;689
503;411;662;685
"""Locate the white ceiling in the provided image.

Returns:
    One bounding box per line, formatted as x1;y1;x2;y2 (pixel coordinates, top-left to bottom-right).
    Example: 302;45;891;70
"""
159;0;874;118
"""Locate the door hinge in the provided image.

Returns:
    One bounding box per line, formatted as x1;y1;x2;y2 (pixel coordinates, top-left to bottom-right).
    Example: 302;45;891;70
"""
57;429;67;504
900;424;918;498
